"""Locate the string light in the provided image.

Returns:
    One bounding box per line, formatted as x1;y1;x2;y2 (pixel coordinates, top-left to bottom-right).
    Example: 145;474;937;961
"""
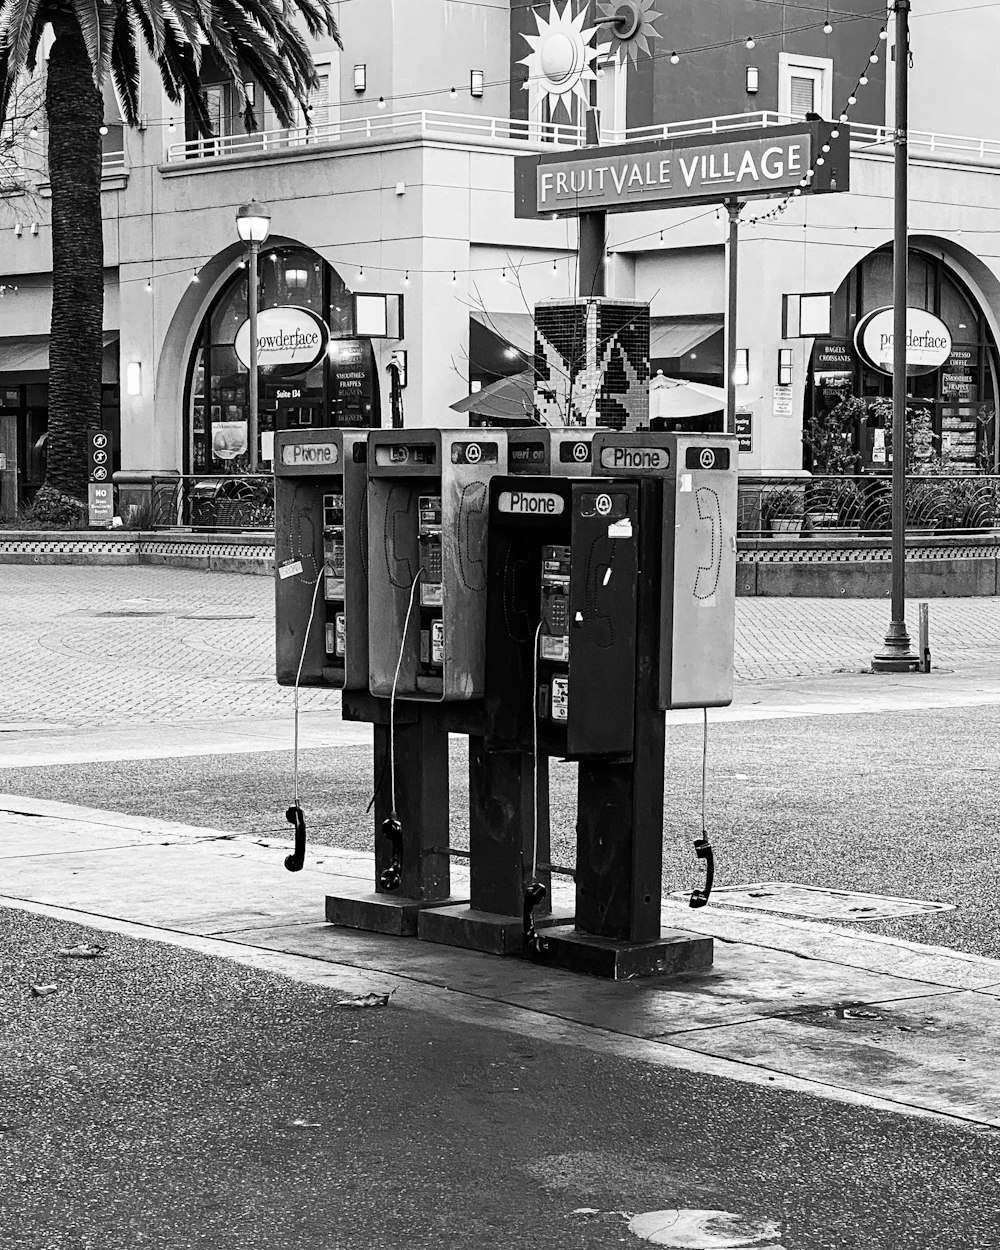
29;126;38;138
452;270;457;283
404;271;410;284
450;86;457;98
879;27;888;39
500;267;507;282
551;259;557;273
744;36;755;49
145;278;152;293
358;266;365;280
377;96;386;109
190;270;200;283
670;51;679;64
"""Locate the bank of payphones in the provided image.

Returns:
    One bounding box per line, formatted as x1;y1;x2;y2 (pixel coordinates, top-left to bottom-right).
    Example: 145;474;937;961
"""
591;431;738;709
485;477;640;758
507;427;596;476
367;429;508;700
274;428;369;689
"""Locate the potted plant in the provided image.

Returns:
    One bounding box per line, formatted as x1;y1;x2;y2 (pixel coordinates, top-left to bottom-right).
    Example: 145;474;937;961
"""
761;486;804;535
829;478;864;532
803;391;864;532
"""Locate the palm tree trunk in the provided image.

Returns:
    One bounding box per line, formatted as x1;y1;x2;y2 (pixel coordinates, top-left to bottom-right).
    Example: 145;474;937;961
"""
43;21;103;504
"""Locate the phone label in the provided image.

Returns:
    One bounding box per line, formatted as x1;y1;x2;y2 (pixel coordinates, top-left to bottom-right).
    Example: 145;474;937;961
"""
497;490;565;516
281;442;339;466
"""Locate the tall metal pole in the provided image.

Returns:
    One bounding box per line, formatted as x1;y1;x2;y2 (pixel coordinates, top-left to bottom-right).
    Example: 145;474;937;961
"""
248;239;260;473
723;200;742;436
873;0;919;671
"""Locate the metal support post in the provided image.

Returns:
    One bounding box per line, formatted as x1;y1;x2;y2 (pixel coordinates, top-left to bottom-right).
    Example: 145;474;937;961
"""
247;239;260;473
873;0;919;672
723;200;742;437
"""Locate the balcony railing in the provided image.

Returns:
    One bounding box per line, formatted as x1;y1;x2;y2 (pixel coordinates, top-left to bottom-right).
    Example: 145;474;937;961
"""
166;107;585;162
741;475;1000;541
163;105;1000;171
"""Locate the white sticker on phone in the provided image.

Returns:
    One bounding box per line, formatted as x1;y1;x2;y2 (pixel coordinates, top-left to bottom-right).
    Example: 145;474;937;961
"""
278;560;304;579
608;519;632;539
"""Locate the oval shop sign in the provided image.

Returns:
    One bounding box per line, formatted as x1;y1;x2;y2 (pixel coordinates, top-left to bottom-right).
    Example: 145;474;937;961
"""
235;305;330;376
854;306;952;377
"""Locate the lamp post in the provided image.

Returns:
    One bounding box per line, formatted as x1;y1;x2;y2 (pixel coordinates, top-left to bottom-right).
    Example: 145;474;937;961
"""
873;0;919;671
235;199;271;473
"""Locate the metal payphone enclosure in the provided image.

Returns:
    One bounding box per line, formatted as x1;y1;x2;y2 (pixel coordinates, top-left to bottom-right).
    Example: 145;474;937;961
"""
274;428;369;689
592;431;738;710
507;427;597;476
485;475;639;759
368;428;508;701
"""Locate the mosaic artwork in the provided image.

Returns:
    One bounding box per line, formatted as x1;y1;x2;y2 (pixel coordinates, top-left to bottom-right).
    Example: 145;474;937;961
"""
533;297;650;429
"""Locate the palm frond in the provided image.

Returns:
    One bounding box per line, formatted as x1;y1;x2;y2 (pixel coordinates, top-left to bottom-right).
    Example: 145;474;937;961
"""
128;0;166;60
1;0;42;76
110;9;141;126
69;0;102;77
289;0;341;44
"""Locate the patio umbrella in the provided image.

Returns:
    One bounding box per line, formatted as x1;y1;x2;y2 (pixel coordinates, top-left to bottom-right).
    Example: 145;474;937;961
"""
450;371;535;422
649;376;727;420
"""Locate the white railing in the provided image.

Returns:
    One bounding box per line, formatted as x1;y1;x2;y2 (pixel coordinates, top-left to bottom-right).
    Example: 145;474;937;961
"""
166;107;585;161
101;149;126;171
163;105;1000;171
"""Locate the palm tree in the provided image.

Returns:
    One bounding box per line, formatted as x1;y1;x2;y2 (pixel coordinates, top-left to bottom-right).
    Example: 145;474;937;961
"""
0;0;340;513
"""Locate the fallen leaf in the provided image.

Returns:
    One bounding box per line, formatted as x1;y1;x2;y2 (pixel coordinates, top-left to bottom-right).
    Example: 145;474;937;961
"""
291;1119;322;1128
30;984;58;998
570;1208;601;1216
336;989;396;1009
57;943;107;959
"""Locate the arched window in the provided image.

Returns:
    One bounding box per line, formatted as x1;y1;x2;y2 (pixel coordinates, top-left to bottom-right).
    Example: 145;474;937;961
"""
184;246;380;474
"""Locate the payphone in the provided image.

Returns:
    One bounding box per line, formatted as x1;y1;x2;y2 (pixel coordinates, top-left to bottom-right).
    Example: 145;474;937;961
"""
367;429;508;701
485;477;640;759
591;431;738;709
274;428;370;691
506;427;596;477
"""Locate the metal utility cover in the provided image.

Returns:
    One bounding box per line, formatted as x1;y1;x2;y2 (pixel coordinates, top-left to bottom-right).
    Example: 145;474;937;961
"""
674;881;955;921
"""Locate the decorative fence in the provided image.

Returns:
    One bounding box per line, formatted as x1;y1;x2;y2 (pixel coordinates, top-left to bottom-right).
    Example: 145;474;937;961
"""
741;475;1000;540
147;475;274;530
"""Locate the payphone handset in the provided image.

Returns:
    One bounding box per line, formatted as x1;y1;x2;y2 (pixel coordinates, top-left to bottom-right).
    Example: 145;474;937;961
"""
485;477;639;759
367;429;508;701
274;429;370;691
590;431;738;710
507;428;596;477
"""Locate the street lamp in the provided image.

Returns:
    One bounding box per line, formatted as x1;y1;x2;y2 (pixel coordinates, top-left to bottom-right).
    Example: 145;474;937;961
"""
236;198;271;472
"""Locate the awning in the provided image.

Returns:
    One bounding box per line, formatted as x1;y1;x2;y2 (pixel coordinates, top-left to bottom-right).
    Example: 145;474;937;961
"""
0;331;119;380
649;317;723;359
471;310;536;356
650;375;726;420
450;371;535;420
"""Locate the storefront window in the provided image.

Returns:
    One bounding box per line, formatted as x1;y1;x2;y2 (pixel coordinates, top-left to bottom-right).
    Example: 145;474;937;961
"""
184;247;381;475
807;247;999;474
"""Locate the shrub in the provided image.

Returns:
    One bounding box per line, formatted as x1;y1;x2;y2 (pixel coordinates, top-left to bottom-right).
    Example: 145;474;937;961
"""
17;485;87;530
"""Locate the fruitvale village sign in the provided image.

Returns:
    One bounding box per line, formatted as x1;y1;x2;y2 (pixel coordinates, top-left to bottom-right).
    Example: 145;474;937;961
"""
514;119;849;216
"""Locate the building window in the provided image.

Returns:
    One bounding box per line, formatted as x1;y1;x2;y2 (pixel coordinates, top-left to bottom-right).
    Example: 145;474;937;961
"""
778;52;833;120
596;51;628;140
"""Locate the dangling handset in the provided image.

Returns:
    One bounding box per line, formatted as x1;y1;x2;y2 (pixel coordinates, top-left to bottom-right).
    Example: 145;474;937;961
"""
537;543;571;724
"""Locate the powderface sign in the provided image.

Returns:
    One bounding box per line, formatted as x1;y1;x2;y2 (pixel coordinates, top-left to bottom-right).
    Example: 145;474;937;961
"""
235;305;329;376
854;306;953;376
515;121;848;216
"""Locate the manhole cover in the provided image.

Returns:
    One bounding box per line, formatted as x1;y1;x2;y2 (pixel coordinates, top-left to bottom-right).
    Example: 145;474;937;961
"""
668;881;954;921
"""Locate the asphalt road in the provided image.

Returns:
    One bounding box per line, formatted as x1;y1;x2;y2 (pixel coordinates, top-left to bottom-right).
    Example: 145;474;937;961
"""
4;696;1000;958
3;904;1000;1250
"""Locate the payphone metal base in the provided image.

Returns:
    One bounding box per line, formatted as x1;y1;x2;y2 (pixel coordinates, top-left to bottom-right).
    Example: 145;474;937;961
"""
539;926;714;981
325;890;471;939
417;903;575;956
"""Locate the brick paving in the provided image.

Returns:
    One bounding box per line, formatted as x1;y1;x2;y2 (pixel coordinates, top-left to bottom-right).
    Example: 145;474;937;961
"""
3;564;1000;726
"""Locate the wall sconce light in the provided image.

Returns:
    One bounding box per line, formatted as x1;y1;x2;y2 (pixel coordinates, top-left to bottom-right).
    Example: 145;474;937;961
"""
777;347;793;386
746;66;759;94
470;69;484;98
126;362;142;396
733;348;750;387
353;63;367;93
284;267;308;289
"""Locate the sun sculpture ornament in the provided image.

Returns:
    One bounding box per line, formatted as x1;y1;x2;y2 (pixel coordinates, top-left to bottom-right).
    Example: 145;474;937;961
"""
596;0;662;65
520;1;601;120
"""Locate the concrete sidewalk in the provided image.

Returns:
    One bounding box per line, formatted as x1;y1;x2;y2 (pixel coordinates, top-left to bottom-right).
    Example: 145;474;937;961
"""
4;793;1000;1132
